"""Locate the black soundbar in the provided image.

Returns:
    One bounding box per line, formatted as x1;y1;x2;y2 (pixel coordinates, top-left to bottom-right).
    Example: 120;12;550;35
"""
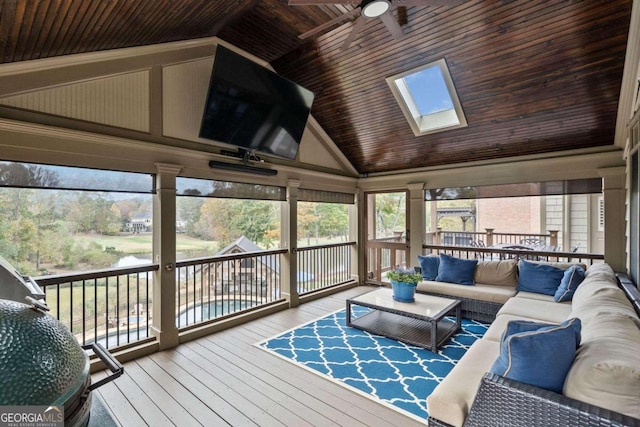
208;160;277;176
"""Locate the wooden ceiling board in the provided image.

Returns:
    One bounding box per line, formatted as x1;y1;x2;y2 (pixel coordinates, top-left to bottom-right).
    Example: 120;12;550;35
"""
272;0;631;173
0;0;632;174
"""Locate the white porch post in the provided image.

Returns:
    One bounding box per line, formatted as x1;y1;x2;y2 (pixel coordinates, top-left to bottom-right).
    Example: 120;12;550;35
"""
408;183;426;269
151;162;181;350
281;180;300;307
350;191;361;284
599;166;627;272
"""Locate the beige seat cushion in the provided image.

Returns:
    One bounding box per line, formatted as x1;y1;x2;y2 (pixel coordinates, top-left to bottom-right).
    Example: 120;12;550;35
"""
564;314;640;419
497;297;571;323
483;313;554;342
427;339;500;427
513;291;556;302
474;259;518;287
416;281;516;304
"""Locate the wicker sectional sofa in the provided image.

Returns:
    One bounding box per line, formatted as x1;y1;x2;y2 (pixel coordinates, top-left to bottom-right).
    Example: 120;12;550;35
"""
415;258;640;427
416;257;528;323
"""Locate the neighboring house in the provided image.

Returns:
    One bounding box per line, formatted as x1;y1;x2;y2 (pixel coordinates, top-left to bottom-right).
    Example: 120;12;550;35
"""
212;236;277;296
128;212;152;233
476;195;603;253
212;236;314;295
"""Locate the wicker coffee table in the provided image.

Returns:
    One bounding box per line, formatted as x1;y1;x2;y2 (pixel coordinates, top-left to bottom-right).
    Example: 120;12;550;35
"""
346;288;462;352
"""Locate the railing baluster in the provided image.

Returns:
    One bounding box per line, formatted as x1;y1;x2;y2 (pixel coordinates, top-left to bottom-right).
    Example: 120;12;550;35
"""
82;280;86;345
93;278;97;345
115;276;120;348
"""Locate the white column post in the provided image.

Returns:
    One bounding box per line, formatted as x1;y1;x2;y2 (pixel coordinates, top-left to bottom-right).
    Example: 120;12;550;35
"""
349;191;361;284
408;183;426;269
599;166;627;272
281;180;300;307
151;162;181;350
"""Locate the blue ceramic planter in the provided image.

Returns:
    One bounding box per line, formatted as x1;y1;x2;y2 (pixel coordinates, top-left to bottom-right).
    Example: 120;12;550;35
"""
390;280;416;303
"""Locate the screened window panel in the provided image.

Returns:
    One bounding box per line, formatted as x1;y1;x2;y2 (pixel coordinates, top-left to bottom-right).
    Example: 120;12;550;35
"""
0;161;154;193
425;178;603;201
177;177;285;201
298;188;355;204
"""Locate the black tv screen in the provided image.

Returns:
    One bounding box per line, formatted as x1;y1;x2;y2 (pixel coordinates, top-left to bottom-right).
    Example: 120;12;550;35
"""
199;46;315;160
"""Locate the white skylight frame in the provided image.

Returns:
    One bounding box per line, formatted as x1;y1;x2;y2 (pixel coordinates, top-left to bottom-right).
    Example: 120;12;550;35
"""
386;58;467;136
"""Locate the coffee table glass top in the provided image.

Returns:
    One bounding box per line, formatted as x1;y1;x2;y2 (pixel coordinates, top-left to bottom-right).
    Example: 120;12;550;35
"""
350;287;458;319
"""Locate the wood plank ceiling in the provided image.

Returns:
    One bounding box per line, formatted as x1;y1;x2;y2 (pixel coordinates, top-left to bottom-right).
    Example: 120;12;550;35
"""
0;0;632;175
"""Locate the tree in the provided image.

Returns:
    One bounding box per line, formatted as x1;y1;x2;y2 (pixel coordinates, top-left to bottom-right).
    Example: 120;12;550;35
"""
64;192;120;234
298;202;320;245
177;197;203;236
375;193;406;238
0;163;60;187
196;198;279;248
316;203;348;241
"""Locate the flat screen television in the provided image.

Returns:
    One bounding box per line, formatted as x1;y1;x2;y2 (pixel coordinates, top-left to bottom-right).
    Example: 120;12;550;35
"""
199;45;315;160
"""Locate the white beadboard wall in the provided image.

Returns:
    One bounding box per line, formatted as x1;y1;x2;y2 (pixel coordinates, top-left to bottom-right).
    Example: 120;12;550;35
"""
162;58;213;142
0;71;150;132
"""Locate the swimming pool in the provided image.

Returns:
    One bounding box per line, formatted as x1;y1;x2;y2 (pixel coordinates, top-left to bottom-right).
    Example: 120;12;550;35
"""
176;299;257;326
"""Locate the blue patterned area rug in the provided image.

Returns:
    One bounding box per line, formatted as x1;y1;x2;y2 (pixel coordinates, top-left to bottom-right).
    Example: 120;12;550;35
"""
256;307;488;423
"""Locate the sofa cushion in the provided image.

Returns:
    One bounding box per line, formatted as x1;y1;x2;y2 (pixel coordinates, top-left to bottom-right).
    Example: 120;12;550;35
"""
489;318;581;393
517;260;565;296
417;255;439;280
571;273;620;308
564;314;640;419
584;262;616;280
427;339;501;427
416;281;516;304
497;296;572;323
513;291;556;302
435;254;478;286
484;313;553;342
570;286;640;327
554;265;585;302
474;259;518;287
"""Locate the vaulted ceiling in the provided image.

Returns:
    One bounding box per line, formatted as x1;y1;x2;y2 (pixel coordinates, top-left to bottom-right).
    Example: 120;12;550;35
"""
0;0;632;174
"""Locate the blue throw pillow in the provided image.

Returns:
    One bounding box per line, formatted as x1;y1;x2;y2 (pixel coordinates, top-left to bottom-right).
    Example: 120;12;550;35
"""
435;254;478;286
517;260;565;296
489;318;581;393
417;255;439;280
554;265;585;302
501;319;553;341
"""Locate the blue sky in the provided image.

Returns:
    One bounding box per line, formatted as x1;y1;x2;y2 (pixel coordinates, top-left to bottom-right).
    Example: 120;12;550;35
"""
403;65;454;115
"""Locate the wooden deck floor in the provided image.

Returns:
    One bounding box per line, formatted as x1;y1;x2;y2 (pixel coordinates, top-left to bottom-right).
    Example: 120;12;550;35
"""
91;286;427;426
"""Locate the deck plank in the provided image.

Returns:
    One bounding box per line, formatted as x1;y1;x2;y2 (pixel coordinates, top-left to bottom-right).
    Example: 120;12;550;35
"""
134;357;228;426
92;286;427;426
148;352;255;426
123;361;204;427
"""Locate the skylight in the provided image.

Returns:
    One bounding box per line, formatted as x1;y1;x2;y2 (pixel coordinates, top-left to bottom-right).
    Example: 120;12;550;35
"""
386;59;467;136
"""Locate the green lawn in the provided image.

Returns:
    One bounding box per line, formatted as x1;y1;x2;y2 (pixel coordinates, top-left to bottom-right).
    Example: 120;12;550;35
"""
73;233;217;254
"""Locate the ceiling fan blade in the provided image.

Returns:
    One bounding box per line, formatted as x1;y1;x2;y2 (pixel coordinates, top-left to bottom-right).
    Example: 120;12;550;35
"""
298;7;361;39
289;0;359;5
393;0;467;6
380;10;404;40
396;5;408;26
341;15;367;50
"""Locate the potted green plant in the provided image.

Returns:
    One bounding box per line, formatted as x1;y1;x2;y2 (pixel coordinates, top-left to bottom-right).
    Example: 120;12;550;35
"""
386;267;423;302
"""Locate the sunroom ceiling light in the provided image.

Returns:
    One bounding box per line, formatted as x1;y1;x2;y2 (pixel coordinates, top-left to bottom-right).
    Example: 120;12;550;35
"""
361;0;391;18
